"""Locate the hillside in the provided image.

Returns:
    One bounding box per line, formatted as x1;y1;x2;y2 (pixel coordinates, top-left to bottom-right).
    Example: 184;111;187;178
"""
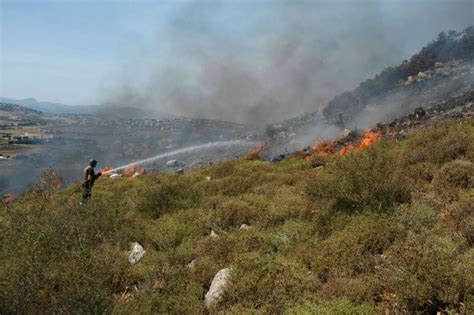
262;26;474;157
0;102;71;126
0;102;258;194
0;97;100;115
1;121;473;314
0;97;174;119
323;26;474;126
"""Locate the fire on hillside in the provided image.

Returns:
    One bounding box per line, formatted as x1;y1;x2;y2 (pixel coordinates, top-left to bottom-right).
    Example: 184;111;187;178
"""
308;128;382;158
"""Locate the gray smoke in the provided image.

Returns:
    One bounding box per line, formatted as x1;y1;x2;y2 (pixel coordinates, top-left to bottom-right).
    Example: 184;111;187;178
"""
100;0;473;126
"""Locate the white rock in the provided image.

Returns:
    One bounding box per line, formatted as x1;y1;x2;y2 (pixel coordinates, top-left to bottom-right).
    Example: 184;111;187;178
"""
417;71;429;79
205;268;231;310
239;224;250;230
132;171;142;178
210;230;219;238
128;242;146;264
205;176;212;181
166;159;178;167
187;259;196;269
109;173;121;179
404;76;415;85
277;131;288;139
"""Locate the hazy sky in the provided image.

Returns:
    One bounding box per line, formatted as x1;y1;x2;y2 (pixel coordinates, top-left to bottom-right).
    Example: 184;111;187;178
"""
1;0;473;117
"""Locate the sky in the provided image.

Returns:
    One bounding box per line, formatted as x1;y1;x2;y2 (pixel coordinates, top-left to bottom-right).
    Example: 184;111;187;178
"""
0;0;473;122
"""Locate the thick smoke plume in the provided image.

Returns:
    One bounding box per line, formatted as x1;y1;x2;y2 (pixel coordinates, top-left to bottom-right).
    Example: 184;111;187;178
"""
101;0;473;126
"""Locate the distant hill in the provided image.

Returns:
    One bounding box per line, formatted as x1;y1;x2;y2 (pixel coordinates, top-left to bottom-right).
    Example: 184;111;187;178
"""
0;97;96;114
0;102;71;125
323;25;474;126
0;97;175;119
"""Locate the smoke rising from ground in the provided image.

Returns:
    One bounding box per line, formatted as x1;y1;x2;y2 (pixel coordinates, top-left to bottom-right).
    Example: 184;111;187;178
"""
101;0;473;126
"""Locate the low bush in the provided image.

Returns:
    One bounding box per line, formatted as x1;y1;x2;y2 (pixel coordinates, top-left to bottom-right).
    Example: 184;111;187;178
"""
285;298;379;315
134;175;203;218
306;144;411;213
380;233;466;314
433;160;474;193
213;199;260;229
220;253;318;313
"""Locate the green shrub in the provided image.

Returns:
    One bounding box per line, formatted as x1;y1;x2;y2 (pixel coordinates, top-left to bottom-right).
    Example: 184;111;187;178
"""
0;198;130;314
392;201;439;237
219;253;318;313
318;275;382;304
403;123;473;165
145;213;200;251
201;176;253;197
134;175;203;218
443;192;474;244
380;233;466;313
285;298;379;315
307;145;411;213
213;199;260;229
308;213;397;278
433;160;474;193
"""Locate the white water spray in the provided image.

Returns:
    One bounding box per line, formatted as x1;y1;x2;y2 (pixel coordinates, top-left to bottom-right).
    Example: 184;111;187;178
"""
103;140;256;174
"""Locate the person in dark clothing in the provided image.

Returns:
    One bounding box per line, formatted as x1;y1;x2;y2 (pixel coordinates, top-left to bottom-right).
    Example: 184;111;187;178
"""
81;159;102;204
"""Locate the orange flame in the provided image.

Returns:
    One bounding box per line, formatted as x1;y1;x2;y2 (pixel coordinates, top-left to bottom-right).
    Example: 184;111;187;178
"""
101;164;145;178
53;176;63;190
123;165;145;178
101;166;113;174
359;128;382;149
123;166;135;177
313;140;336;156
312;128;382;157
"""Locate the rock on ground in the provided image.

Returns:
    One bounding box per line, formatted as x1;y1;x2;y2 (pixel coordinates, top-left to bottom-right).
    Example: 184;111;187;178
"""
165;159;178;167
210;230;219;238
239;224;250;230
128;242;146;264
205;268;231;310
186;259;196;269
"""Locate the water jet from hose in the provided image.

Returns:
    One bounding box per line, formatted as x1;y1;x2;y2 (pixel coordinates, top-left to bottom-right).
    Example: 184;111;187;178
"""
103;140;256;174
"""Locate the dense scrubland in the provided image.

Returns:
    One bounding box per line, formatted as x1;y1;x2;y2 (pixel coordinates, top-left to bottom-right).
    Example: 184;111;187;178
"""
1;121;473;314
